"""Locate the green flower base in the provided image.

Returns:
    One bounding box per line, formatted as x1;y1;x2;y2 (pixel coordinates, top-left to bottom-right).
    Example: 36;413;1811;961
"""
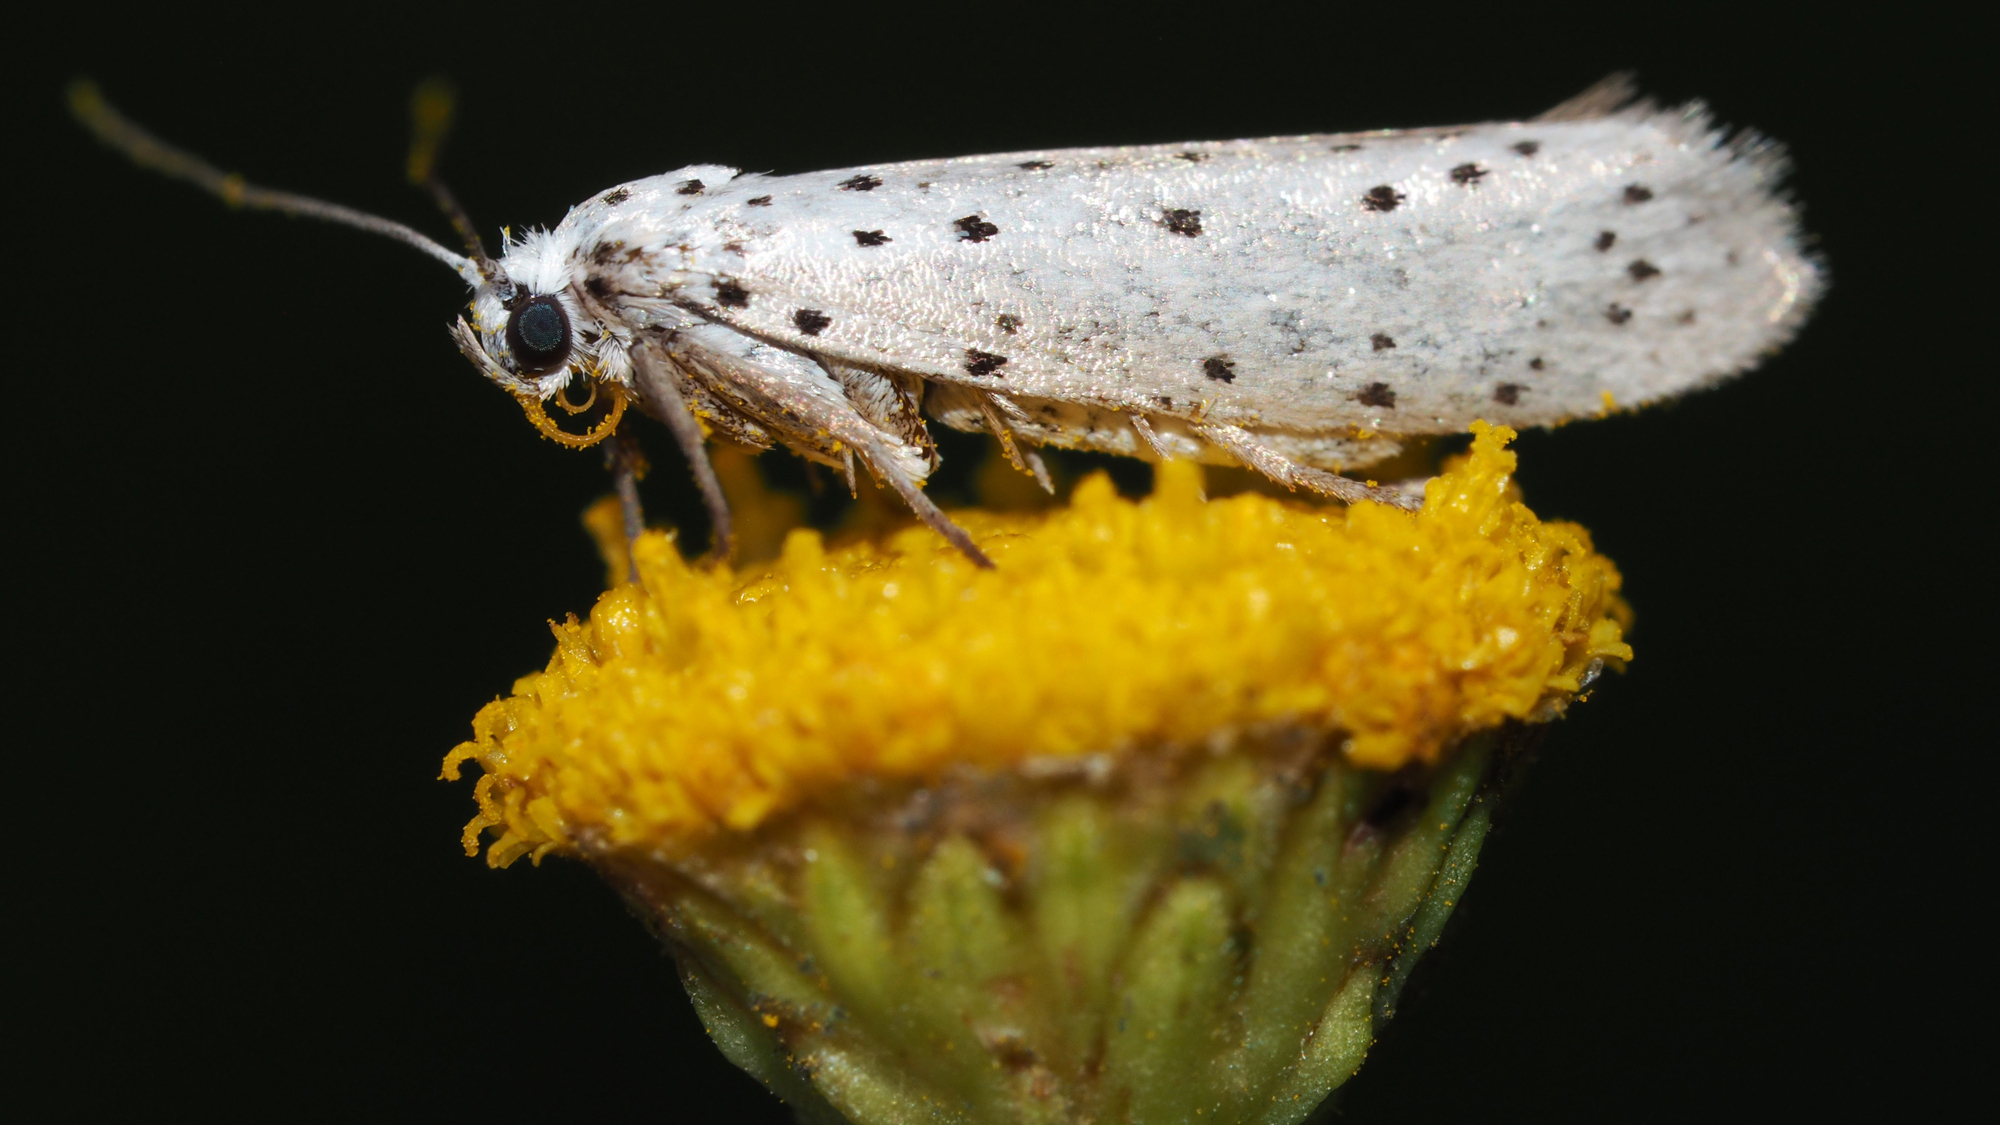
597;730;1509;1124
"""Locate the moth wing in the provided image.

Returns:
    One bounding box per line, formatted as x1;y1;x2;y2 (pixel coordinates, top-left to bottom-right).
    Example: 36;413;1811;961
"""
601;106;1817;437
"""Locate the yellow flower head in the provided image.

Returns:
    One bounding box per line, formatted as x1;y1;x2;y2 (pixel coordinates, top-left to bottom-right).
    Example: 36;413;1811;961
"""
444;422;1628;866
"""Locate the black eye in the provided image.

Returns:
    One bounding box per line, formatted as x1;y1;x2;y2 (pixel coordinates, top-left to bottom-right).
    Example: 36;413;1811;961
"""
505;295;572;374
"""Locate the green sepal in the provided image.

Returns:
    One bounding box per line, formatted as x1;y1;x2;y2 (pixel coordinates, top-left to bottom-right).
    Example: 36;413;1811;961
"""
599;732;1513;1124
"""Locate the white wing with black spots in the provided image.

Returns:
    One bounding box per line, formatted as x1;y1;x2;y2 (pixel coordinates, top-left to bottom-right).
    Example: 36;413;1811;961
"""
567;103;1817;442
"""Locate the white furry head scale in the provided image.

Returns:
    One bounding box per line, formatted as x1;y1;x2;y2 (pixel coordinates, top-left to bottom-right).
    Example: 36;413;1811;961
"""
71;75;1821;569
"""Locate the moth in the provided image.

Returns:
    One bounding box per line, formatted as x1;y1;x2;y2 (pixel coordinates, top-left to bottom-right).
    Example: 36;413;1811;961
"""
73;76;1820;568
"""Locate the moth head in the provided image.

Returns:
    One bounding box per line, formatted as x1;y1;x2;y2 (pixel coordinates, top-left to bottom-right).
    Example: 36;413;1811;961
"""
458;231;631;389
449;236;635;448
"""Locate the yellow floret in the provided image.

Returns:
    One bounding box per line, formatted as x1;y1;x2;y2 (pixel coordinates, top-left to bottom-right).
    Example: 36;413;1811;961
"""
444;423;1629;866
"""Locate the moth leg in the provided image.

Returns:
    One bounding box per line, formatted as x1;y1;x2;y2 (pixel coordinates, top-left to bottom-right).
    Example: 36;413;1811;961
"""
676;329;994;568
989;395;1054;492
975;394;1025;471
1019;446;1054;495
627;343;736;561
1128;414;1173;461
821;359;938;472
603;423;647;581
852;439;989;566
1192;421;1422;512
955;391;1053;495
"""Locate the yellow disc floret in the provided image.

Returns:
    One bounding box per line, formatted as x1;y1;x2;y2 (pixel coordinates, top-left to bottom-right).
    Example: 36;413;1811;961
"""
444;423;1630;866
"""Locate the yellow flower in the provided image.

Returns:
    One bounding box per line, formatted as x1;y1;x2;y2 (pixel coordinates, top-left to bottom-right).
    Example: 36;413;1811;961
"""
444;422;1630;1123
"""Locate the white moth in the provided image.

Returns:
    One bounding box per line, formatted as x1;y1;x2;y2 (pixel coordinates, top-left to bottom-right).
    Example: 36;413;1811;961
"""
74;76;1819;567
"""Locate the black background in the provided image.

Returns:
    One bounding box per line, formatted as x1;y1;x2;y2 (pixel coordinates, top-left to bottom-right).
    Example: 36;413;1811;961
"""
12;4;1976;1119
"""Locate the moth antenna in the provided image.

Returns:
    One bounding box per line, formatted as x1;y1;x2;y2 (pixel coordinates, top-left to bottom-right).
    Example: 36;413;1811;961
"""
405;78;514;298
66;79;475;279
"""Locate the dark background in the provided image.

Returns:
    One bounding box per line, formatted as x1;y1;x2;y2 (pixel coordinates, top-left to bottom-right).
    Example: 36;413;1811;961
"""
12;4;1975;1119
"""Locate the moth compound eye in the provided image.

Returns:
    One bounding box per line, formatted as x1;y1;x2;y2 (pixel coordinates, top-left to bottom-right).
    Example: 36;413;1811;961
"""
505;295;572;374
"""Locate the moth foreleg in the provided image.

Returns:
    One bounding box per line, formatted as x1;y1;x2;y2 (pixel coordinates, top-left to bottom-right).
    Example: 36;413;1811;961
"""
1192;421;1422;512
627;342;737;561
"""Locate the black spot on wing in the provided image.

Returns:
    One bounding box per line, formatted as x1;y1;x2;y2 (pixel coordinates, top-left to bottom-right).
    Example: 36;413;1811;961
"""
1370;333;1395;351
994;314;1020;334
840;175;883;191
1162;209;1202;237
1202;356;1235;383
793;308;831;337
1627;259;1662;281
1604;304;1632;325
1511;140;1540;156
1595;231;1617;252
1330;143;1363;152
1361;185;1405;212
1623;184;1654;204
964;349;1009;377
1528;356;1545;370
954;215;999;242
602;188;631;205
746;195;773;206
1178;151;1208;162
713;280;751;309
1493;383;1523;405
1355;383;1397;408
853;230;892;247
677;179;704;195
1450;163;1488;185
1017;160;1053;170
